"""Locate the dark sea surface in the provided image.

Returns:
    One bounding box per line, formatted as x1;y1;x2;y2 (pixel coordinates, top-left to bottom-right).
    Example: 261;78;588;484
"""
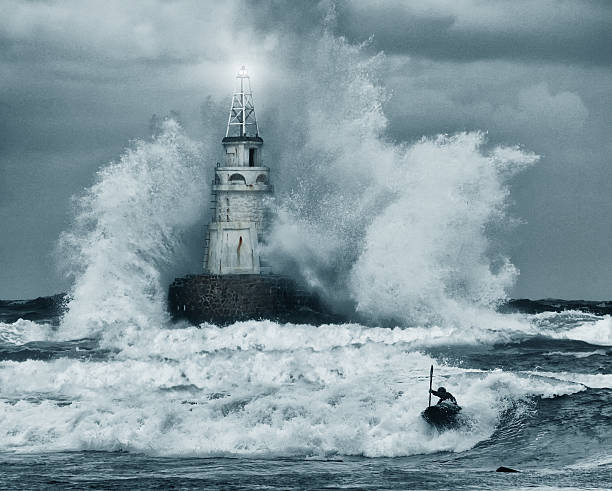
0;298;610;490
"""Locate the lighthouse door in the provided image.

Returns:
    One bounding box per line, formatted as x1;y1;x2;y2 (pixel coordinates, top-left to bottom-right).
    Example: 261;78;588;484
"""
249;148;255;167
222;229;254;273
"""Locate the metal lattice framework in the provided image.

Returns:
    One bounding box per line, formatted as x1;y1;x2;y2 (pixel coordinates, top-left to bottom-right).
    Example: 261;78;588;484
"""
226;66;259;137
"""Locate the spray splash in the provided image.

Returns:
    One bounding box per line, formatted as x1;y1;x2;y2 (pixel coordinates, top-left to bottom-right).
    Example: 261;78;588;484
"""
262;30;538;324
350;133;538;324
57;119;207;343
54;25;538;337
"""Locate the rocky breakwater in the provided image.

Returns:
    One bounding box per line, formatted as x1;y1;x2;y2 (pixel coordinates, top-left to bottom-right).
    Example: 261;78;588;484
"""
168;274;340;325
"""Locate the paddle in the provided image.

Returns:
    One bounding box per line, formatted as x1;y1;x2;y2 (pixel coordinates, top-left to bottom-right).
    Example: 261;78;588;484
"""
428;364;433;407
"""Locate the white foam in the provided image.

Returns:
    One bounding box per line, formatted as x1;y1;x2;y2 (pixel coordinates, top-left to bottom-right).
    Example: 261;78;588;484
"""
524;370;612;389
109;315;541;360
568;453;612;469
0;322;585;457
511;311;612;347
543;350;608;358
0;319;53;345
552;316;612;346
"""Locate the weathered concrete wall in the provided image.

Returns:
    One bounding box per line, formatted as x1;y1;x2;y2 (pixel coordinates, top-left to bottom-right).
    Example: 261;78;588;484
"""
215;167;269;185
214;190;269;226
206;222;260;275
223;138;263;167
168;274;336;325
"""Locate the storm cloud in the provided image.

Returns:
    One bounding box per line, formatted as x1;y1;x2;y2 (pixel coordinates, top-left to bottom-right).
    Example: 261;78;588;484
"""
335;0;612;65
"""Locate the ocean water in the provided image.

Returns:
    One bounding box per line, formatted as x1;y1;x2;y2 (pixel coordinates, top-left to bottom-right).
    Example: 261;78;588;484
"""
2;26;610;490
0;302;611;489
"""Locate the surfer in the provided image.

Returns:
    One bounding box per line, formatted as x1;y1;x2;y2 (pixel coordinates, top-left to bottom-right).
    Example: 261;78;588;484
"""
429;387;458;405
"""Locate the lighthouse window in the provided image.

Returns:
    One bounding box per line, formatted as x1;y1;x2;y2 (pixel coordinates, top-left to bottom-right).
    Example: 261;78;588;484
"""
249;148;255;167
256;174;267;184
229;173;246;184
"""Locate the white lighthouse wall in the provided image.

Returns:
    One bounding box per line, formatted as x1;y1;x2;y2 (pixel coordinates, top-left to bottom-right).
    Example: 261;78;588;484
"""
204;139;270;274
224;142;262;167
207;222;260;274
215;167;269;185
215;191;268;228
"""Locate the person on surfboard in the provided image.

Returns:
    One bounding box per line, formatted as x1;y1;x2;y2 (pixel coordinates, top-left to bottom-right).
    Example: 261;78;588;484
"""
429;387;458;405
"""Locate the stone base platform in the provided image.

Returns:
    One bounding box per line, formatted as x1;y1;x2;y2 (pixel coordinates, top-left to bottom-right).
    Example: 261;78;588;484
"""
168;274;338;325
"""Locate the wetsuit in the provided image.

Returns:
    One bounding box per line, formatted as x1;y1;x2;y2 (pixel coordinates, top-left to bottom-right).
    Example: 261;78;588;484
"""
430;389;457;405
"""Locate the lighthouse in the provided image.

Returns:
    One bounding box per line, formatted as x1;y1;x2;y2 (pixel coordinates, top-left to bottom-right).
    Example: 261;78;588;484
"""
204;66;273;274
168;67;328;325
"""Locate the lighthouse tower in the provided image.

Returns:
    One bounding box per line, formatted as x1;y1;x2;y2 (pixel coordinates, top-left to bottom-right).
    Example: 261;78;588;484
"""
204;67;273;274
168;68;329;324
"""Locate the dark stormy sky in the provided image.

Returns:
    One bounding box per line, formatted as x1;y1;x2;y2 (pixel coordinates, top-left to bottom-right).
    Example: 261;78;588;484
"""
1;0;611;300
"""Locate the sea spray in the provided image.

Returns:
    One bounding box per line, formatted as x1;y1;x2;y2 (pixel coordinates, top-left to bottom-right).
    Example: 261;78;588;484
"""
55;26;539;335
261;29;538;324
57;119;207;343
263;33;394;304
350;133;538;325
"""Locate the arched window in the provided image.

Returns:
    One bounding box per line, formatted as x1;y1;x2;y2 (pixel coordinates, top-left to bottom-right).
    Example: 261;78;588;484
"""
229;173;246;184
256;174;268;185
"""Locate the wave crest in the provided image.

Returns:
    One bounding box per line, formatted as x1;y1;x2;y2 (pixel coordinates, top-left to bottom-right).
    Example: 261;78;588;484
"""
57;119;207;342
